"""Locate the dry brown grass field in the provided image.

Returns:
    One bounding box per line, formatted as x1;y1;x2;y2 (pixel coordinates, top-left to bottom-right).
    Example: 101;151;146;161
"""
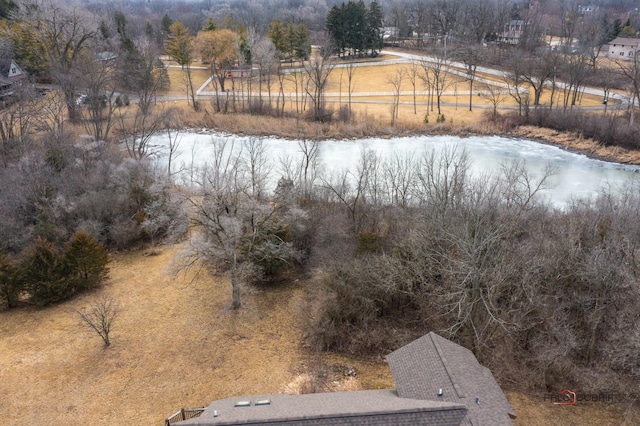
189;54;605;116
180;51;640;164
0;246;310;425
2;53;639;426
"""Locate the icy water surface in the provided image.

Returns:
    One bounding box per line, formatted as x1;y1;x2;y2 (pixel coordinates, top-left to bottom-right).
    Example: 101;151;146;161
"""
148;132;640;209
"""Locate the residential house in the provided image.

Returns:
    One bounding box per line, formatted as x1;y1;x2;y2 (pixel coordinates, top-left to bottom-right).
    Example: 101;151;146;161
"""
578;5;598;15
0;59;27;100
387;332;517;425
382;26;400;42
607;37;640;60
169;332;516;426
499;20;525;45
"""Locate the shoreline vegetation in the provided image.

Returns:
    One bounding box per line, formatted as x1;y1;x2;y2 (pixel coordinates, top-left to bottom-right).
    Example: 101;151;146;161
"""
169;107;640;166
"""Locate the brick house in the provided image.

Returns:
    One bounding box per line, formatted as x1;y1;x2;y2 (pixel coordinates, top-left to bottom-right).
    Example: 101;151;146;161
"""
170;332;516;425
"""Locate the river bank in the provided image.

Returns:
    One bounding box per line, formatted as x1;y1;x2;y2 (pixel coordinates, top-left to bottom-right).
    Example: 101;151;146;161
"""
508;125;640;166
171;108;640;166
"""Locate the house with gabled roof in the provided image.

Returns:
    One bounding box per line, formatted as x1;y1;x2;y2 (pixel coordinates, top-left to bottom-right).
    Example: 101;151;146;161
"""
0;59;27;100
607;37;640;60
168;332;516;425
498;20;525;45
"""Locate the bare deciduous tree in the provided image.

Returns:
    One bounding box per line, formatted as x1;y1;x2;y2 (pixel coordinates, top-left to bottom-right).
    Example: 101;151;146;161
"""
252;38;277;113
19;0;97;122
304;49;336;121
454;45;482;112
481;82;508;119
407;61;420;114
77;55;119;142
177;139;303;309
322;148;381;233
617;55;640;125
77;295;119;347
420;57;451;115
387;68;404;125
503;54;530;116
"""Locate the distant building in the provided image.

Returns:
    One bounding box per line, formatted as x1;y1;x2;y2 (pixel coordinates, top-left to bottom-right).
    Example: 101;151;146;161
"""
499;20;525;45
224;66;257;79
168;332;516;426
607;37;640;60
578;5;598;15
382;26;399;41
0;59;27;100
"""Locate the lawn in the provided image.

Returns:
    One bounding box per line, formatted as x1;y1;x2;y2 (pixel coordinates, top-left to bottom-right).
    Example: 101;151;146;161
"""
0;247;308;425
180;52;610;131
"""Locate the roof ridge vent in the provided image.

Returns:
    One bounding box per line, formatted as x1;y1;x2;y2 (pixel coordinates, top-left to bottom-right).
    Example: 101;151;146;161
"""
430;334;465;398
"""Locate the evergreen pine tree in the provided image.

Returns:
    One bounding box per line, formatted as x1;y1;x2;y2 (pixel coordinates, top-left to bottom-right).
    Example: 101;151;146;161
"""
64;231;109;292
22;238;69;306
0;252;21;309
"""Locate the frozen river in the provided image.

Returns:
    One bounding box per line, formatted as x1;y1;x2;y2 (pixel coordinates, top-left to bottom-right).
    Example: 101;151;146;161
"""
148;131;640;209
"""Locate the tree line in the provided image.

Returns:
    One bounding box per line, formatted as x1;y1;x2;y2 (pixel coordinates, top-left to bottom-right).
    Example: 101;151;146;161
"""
0;4;187;311
326;0;384;57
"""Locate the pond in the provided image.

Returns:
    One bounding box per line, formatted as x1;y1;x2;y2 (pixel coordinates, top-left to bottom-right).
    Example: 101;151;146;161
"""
148;131;640;209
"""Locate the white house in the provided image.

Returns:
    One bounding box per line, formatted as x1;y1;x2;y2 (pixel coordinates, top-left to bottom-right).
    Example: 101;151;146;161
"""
607;37;640;60
0;59;27;100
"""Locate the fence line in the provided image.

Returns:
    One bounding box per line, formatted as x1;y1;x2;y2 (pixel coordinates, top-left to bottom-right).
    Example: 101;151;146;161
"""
165;407;205;426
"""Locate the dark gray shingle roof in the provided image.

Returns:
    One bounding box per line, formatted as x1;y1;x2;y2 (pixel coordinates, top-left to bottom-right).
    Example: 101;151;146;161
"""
386;332;516;425
176;389;467;425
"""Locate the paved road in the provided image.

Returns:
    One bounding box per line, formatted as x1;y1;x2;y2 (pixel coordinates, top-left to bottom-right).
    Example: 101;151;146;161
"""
179;49;627;111
377;49;625;109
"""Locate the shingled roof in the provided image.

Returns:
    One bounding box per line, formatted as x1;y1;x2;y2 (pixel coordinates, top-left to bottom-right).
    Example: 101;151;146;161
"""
386;332;516;425
172;332;515;426
176;390;467;425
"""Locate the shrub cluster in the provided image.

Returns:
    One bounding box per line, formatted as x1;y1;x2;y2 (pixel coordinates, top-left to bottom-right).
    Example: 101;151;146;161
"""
0;120;186;308
0;231;108;308
0;138;186;254
299;148;640;396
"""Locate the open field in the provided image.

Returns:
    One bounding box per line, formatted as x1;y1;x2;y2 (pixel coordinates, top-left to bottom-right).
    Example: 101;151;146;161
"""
1;244;638;425
158;51;640;166
186;52;607;113
0;246;306;425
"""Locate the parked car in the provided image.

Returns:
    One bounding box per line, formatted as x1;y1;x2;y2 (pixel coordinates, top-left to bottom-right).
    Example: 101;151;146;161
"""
76;93;107;107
